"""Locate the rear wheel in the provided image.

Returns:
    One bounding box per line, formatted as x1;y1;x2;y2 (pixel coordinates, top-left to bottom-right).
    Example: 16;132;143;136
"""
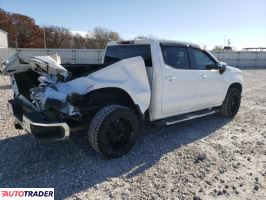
88;105;140;158
220;88;241;117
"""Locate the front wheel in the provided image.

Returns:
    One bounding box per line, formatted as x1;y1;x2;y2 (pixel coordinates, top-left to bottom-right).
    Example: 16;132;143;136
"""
220;88;241;117
88;105;140;158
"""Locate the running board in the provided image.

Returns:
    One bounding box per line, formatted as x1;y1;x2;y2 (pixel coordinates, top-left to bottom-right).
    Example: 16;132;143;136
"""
155;108;220;126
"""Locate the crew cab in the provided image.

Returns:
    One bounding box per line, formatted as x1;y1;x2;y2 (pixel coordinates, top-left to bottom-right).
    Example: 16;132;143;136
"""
1;39;243;158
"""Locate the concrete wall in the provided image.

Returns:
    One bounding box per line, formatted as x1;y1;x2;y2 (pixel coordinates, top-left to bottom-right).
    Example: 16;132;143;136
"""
0;48;266;68
211;51;266;68
0;48;104;64
0;30;8;48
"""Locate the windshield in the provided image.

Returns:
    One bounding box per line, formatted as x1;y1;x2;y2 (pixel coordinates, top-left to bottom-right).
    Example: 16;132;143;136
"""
104;45;152;67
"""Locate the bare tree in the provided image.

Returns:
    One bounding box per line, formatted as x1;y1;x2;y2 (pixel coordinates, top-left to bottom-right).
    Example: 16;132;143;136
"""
85;27;122;49
0;9;42;48
71;33;86;49
212;45;224;51
42;26;72;48
0;8;122;49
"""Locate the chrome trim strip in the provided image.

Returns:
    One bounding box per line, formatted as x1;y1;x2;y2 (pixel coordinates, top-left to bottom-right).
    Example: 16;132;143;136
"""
22;115;70;140
166;110;218;125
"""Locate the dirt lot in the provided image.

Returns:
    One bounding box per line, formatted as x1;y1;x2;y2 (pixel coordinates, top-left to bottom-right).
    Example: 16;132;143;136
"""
0;70;265;200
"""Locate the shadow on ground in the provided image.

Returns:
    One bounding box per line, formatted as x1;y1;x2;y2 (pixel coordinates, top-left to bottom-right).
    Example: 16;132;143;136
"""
0;115;231;199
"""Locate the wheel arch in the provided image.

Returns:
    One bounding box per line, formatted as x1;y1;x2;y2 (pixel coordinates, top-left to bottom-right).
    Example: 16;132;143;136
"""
220;82;242;105
84;87;145;119
220;82;242;117
228;82;242;94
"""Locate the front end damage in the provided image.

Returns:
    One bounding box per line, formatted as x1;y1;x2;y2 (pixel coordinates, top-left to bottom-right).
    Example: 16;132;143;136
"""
1;53;151;140
8;98;70;140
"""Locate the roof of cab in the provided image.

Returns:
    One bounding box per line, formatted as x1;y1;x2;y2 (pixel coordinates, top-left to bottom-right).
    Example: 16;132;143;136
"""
107;39;200;48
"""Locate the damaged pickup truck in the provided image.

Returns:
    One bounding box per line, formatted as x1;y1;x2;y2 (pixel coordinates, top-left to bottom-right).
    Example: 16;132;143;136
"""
1;39;243;158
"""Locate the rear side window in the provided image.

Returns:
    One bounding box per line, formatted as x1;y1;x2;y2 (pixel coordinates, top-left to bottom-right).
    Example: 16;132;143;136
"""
104;45;152;67
161;46;190;69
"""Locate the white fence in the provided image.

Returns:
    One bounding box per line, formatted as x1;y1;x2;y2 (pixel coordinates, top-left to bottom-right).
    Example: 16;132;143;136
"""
211;51;266;68
0;48;266;68
0;48;105;64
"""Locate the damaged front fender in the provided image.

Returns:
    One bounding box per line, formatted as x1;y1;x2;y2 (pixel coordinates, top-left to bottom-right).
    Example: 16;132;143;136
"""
39;56;151;115
2;53;151;117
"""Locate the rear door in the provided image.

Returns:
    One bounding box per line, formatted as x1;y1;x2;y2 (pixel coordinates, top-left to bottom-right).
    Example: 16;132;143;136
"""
161;44;201;116
189;48;225;108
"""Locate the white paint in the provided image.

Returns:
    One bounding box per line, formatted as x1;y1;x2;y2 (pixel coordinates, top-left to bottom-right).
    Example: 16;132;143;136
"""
105;39;243;121
1;54;151;115
1;39;243;123
1;53;70;79
40;56;151;114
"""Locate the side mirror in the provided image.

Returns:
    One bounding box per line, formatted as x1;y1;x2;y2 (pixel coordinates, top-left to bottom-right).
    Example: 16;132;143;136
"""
217;62;227;74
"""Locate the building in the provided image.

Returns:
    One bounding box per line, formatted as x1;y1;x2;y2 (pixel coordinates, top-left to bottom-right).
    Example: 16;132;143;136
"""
242;47;266;52
0;29;8;48
223;46;233;51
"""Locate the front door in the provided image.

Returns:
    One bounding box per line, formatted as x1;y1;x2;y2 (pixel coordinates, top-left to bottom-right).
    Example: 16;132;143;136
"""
190;48;225;108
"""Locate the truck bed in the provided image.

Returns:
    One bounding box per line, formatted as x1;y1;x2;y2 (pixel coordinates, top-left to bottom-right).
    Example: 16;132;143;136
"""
62;63;109;79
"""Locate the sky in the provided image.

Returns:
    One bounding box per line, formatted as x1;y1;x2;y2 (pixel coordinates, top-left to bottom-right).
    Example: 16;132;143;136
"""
1;0;266;50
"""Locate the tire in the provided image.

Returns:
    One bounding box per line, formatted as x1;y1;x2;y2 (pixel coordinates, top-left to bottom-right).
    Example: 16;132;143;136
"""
220;88;241;117
88;105;140;158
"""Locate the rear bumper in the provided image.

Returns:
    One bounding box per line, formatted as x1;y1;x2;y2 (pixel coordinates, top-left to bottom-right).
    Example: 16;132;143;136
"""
8;98;70;140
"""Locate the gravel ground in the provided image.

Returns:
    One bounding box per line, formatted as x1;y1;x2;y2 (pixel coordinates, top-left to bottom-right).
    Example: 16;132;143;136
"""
0;70;265;200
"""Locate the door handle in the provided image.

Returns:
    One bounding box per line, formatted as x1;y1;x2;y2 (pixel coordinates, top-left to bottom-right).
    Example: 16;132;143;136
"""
165;76;175;81
199;74;207;79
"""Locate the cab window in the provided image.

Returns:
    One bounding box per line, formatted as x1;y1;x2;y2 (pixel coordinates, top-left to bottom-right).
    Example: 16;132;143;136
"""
191;48;216;70
104;45;152;67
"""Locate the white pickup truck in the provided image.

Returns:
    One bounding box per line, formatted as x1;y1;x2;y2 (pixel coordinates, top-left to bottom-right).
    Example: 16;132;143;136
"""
1;39;243;158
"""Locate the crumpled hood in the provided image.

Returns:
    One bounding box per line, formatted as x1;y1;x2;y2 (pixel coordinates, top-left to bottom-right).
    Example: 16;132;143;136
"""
1;53;70;80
